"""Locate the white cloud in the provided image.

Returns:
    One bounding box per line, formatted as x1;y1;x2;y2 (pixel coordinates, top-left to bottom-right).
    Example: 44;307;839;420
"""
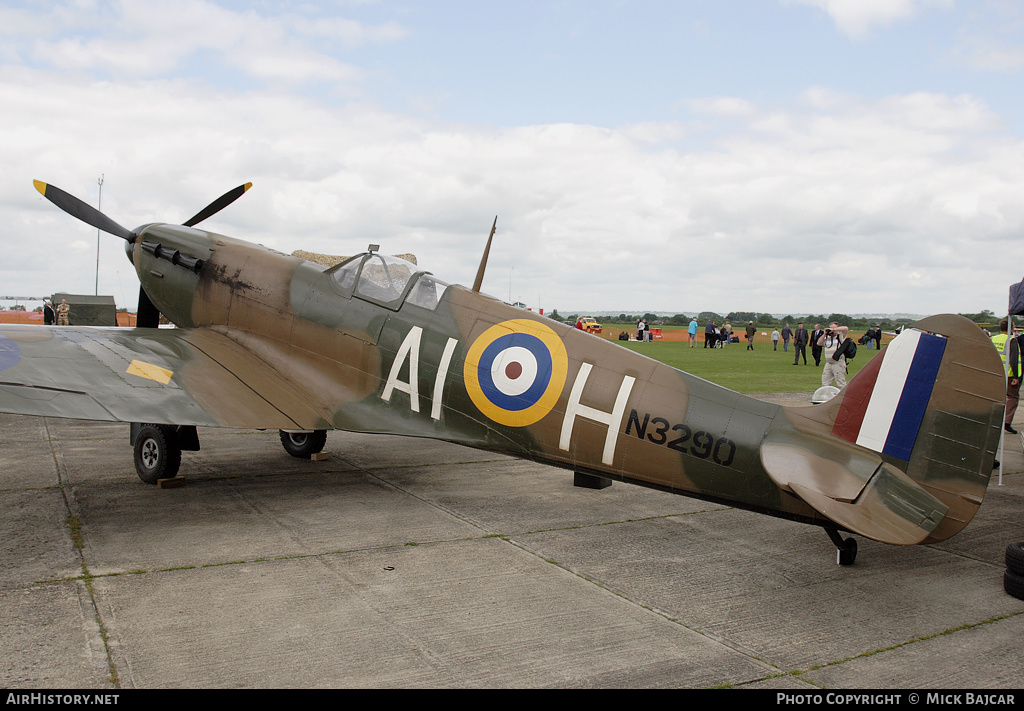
3;62;1023;317
964;44;1024;71
16;0;403;88
785;0;954;39
685;96;757;117
3;2;1024;319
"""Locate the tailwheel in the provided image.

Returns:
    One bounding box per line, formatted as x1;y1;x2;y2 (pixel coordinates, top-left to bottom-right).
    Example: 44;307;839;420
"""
279;430;327;459
826;528;858;566
133;424;182;484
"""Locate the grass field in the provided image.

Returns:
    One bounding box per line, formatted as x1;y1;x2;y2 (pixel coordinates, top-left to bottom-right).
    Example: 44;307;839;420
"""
610;338;883;394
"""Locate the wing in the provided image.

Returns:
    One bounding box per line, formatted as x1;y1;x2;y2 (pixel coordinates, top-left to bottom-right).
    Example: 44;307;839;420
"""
0;325;328;430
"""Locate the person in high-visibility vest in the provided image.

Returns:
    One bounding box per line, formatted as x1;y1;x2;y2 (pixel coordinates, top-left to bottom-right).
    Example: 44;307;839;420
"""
992;319;1022;434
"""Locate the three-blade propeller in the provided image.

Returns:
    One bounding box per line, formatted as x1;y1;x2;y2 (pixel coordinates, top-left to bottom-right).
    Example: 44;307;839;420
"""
33;180;253;242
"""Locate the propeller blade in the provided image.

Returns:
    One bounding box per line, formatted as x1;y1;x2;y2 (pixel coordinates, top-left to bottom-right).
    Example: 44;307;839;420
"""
33;180;137;243
136;285;160;328
182;182;252;227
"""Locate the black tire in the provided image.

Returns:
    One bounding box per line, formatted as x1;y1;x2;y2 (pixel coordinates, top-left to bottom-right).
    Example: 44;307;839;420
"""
1005;542;1024;576
134;425;181;484
279;430;327;459
1004;569;1024;601
837;537;858;566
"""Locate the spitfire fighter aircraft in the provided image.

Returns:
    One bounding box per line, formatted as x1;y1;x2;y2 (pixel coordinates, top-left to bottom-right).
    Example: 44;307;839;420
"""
0;181;1007;565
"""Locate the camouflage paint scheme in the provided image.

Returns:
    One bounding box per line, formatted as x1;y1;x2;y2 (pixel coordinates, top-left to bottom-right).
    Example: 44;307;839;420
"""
0;183;1007;555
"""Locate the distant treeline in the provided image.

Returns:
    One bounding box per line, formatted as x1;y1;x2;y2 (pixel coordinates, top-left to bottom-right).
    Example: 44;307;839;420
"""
549;308;1002;331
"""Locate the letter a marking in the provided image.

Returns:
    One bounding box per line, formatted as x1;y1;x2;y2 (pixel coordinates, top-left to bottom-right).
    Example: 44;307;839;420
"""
382;327;422;412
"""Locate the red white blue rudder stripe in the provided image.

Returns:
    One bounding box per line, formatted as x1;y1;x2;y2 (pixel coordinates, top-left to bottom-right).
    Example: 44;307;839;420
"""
832;329;947;462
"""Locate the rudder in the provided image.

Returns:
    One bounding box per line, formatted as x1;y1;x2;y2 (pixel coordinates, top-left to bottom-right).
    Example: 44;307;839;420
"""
785;314;1005;543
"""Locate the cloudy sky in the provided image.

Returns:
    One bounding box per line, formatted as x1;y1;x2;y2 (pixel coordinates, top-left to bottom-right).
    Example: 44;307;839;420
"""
2;0;1023;318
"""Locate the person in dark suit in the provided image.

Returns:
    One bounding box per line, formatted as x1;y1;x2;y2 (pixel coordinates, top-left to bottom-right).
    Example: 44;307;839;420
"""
810;324;825;366
704;320;716;348
793;322;809;365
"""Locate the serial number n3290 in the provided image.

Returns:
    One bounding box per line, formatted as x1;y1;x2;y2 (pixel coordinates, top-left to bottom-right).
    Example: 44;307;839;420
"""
625;409;736;466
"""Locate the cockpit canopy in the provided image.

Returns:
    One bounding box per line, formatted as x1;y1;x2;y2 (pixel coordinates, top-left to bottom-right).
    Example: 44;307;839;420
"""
329;252;448;311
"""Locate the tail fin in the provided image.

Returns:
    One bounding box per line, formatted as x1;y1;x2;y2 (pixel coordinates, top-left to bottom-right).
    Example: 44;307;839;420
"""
770;315;1005;544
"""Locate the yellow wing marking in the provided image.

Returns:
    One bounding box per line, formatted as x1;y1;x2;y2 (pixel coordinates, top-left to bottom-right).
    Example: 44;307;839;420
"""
126;360;173;385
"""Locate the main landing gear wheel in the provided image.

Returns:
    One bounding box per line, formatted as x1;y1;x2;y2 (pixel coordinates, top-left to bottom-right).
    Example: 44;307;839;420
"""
279;430;327;459
134;424;182;484
826;528;858;566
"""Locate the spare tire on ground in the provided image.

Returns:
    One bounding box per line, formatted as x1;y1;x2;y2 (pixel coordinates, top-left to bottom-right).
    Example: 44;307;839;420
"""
1005;542;1024;576
1004;568;1024;601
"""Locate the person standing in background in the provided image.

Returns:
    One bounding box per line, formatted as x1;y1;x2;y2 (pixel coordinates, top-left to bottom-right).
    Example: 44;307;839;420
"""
705;320;716;348
992;320;1023;434
818;322;850;388
810;323;825;366
793;322;808;365
56;299;70;326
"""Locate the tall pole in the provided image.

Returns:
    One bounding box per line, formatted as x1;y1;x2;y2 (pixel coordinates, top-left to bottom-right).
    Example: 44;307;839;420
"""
95;175;104;295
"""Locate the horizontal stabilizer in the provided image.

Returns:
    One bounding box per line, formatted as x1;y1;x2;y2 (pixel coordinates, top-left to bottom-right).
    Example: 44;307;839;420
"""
761;428;948;545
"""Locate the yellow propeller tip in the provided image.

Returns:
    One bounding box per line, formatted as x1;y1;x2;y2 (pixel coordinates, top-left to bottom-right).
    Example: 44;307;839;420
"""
33;180;47;195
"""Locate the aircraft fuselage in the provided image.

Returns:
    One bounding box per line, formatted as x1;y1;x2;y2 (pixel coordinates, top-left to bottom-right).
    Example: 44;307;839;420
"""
131;222;822;526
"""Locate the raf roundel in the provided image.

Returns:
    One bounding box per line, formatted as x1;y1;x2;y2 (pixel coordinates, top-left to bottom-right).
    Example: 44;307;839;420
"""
464;319;568;427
